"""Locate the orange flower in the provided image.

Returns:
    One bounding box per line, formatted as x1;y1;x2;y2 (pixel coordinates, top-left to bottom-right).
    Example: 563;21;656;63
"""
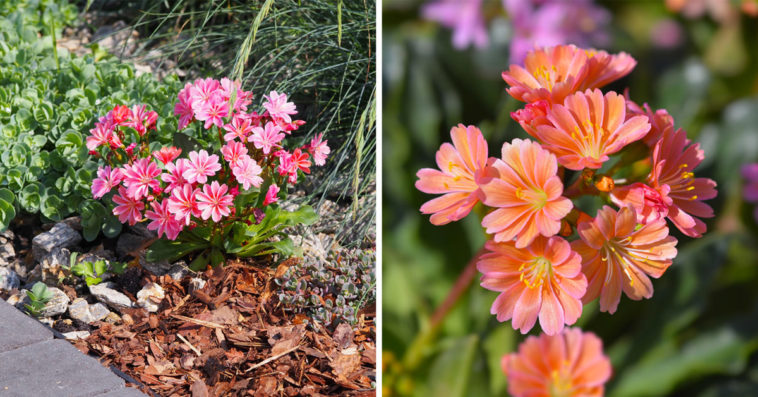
502;328;612;397
533;89;650;170
571;206;677;314
416;124;489;225
503;44;636;105
479;139;572;248
478;236;587;335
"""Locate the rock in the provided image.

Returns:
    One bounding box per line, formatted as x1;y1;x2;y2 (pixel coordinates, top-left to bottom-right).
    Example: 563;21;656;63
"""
103;311;121;324
138;252;171;276
89;282;133;311
116;233;146;257
6;290;26;306
68;298;111;324
61;216;83;231
40;247;71;269
0;267;20;291
136;282;165;312
32;223;82;263
168;262;191;281
62;331;90;340
16;287;70;317
0;228;14;242
189;277;206;292
0;240;15;261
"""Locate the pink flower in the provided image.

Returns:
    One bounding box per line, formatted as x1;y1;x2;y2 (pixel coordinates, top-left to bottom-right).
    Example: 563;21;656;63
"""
249;122;285;154
153;146;182;165
221;141;249;168
111;105;132;126
502;328;612;397
121;158;162;200
308;133;330;166
185;150;221;184
647;128;717;237
478;236;587;335
161;158;191;193
416;124;490;225
167;184;201;225
263;91;297;123
126;104;158;136
145;199;183;240
263;184;280;206
86;123;113;151
421;0;488;49
189;77;221;110
195;92;229;129
478;139;573;248
91;166;123;199
232;157;263;190
290;148;311;174
112;186;144;225
196;181;234;222
175;83;194;130
611;182;673;224
223;115;255;142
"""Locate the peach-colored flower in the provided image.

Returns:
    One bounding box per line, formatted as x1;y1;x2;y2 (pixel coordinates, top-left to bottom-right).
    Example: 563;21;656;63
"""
649;128;717;237
502;44;636;105
612;128;717;237
626;100;675;146
416;124;489;225
533;89;650;170
571;206;677;314
479;139;572;248
478;236;587;335
502;45;590;105
502;328;612;397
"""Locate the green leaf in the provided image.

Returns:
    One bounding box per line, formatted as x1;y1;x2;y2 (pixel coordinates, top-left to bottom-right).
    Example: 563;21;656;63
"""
101;214;122;238
71;262;94;278
146;239;209;263
93;260;107;276
277;204;318;227
426;335;479;397
84;276;102;286
79;200;106;241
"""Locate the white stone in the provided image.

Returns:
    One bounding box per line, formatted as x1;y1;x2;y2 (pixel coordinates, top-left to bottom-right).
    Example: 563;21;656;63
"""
136;282;165;313
89;282;133;311
68;298;111;324
0;267;20;291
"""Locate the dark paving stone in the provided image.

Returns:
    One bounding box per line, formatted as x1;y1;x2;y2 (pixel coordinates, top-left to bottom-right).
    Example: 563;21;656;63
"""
94;387;147;396
0;300;53;353
0;339;124;397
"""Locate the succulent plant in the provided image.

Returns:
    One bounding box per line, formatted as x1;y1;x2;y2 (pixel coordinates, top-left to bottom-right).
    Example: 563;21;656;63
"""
275;248;375;329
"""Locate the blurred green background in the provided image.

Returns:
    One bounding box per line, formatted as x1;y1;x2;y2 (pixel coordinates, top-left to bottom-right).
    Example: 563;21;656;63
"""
382;0;758;396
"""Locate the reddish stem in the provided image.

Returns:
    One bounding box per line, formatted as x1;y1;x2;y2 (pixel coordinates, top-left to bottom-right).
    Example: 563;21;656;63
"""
429;246;487;329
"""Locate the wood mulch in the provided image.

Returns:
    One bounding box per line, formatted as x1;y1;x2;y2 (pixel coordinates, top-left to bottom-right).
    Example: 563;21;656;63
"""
71;260;376;396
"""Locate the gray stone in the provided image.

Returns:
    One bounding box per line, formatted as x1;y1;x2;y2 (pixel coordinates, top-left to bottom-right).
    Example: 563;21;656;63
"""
136;283;164;313
62;330;90;340
89;282;133;311
0;228;14;242
0;267;19;291
0;339;125;396
115;233;147;258
39;247;71;269
0;300;53;353
32;223;82;263
0;240;15;260
168;261;191;281
138;252;171;276
68;298;111;324
95;387;148;396
27;287;70;317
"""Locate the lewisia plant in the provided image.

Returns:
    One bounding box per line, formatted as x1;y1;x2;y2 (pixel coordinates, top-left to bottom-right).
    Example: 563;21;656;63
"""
87;77;329;268
416;44;717;393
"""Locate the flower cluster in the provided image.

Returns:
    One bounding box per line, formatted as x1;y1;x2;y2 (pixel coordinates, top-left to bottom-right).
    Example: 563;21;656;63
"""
416;44;717;337
87;77;329;243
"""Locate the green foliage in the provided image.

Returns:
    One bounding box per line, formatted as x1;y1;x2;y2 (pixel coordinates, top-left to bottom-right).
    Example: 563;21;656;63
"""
24;281;53;317
146;204;318;270
0;4;181;239
70;257;127;286
108;0;376;246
